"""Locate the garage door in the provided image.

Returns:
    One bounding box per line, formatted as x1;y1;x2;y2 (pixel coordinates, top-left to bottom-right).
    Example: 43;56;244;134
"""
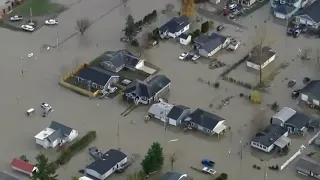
274;12;285;19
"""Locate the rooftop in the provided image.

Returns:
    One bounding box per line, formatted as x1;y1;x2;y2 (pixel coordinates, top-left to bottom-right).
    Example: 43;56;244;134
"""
194;33;227;53
148;101;174;117
296;156;320;175
11;158;35;173
34;127;55;140
300;80;320;100
274;4;296;15
297;0;320;23
86;149;127;174
159;16;190;34
101;50;141;71
77;66;117;86
251;124;287;147
272;107;296;122
186;108;224;130
167;105;189;120
247;46;276;65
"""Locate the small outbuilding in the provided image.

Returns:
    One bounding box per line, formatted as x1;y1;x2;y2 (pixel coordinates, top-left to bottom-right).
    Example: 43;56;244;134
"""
11;158;37;177
299;80;320;107
179;33;191;45
246;46;276;70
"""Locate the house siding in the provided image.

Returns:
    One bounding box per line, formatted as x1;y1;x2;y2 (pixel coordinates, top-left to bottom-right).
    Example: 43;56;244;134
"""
251;141;274;152
191;123;214;135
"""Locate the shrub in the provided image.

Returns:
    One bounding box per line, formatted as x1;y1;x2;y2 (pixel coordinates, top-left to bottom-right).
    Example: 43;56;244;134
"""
253;164;257;168
214;82;220;88
131;39;139;47
56;131;97;165
220;173;228;179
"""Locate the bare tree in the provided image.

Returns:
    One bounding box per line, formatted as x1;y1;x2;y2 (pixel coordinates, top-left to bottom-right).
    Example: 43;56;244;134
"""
76;18;90;35
165;3;175;12
252;23;274;85
248;107;267;140
169;152;177;171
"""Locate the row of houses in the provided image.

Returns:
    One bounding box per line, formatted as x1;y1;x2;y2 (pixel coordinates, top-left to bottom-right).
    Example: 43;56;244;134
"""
272;0;320;29
147;101;228;137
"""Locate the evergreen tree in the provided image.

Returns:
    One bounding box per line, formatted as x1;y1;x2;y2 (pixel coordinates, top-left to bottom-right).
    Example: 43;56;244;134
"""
124;15;136;38
141;142;164;174
32;153;58;180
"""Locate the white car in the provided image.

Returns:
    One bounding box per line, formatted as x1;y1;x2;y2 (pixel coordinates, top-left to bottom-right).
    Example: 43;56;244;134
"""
228;3;237;9
178;52;188;60
45;19;58;25
202;167;216;175
21;25;34;32
192;54;201;61
41;103;52;110
10;15;23;21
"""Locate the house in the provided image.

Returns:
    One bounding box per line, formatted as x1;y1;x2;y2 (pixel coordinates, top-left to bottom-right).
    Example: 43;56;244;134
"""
159;172;189;180
271;0;308;19
295;0;320;28
100;50;155;75
11;158;37;177
242;0;257;6
299;80;320;107
193;33;230;57
76;66;119;92
179;33;192;45
34;121;78;149
271;107;311;135
159;16;190;38
122;75;171;105
148;102;191;126
184;108;227;137
251;124;291;153
166;105;192;126
296;156;320;179
85;149;127;180
0;0;16;16
246;46;276;70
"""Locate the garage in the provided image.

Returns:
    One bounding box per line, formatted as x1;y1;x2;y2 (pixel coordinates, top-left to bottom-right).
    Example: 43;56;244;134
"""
273;5;296;20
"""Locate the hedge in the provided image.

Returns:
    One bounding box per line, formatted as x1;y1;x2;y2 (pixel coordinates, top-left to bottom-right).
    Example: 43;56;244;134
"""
56;131;97;165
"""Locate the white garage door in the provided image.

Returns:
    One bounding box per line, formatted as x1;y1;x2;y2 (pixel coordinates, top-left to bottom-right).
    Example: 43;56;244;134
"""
299;18;314;26
301;94;308;101
274;12;285;19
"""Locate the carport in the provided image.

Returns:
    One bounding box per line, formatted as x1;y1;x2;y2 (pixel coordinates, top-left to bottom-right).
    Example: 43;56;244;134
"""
274;136;291;149
213;124;227;137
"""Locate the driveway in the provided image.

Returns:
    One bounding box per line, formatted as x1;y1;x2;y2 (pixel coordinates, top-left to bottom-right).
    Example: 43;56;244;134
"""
197;8;247;29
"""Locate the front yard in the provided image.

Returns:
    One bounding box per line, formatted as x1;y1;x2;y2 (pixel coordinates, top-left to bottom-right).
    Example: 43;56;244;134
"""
13;0;63;17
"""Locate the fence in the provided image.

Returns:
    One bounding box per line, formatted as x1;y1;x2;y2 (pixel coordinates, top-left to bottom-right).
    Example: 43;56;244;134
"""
280;148;303;170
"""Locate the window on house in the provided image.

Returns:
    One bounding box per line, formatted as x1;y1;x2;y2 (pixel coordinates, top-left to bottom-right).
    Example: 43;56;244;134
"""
207;129;211;133
191;123;194;126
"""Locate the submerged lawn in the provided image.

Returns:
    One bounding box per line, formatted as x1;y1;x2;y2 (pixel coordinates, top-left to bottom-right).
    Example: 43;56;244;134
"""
13;0;62;16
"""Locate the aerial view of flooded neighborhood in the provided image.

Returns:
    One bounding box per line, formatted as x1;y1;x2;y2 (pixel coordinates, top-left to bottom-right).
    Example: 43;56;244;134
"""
1;0;320;179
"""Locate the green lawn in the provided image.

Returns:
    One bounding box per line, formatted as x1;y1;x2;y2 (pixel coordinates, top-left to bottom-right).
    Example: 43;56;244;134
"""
13;0;62;17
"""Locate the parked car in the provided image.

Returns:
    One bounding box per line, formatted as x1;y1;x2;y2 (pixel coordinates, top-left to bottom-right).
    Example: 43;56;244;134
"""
10;15;23;21
45;19;58;25
233;10;241;16
201;159;215;167
228;3;237;9
291;90;300;99
217;25;225;32
223;9;231;16
293;29;301;38
303;77;310;83
41;103;52;110
179;52;188;60
202;167;216;175
21;25;34;32
288;79;296;87
287;28;294;36
192;54;201;61
229;14;235;20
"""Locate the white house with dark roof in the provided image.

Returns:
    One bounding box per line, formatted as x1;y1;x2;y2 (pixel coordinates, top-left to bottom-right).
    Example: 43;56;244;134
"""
179;33;191;45
85;149;127;180
296;156;320;179
184;108;227;137
34;121;78;149
148;102;191;126
272;0;308;19
193;33;230;57
250;124;290;153
76;66;119;92
299;80;320;107
271;107;311;135
295;0;320;28
159;16;190;39
246;46;276;70
122;75;171;105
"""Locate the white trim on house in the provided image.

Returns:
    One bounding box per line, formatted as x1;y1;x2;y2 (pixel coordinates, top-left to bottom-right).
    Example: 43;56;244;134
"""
180;35;191;45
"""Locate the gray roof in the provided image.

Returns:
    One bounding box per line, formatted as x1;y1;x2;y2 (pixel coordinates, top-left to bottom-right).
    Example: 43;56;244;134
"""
251;124;287;147
101;50;141;71
296;156;320;175
186;108;224;130
246;46;276;65
272;107;296;123
274;4;296;15
286;112;311;130
148;102;174;119
300;80;320;100
167;105;189;120
159;172;188;180
123;75;171;98
86;149;127;175
159;16;190;34
47;121;73;142
297;0;320;23
194;33;227;53
179;33;189;40
77;67;117;86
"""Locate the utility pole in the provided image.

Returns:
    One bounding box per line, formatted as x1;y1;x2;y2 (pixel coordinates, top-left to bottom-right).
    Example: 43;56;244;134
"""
29;7;33;23
117;124;120;150
239;137;243;179
264;161;267;180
